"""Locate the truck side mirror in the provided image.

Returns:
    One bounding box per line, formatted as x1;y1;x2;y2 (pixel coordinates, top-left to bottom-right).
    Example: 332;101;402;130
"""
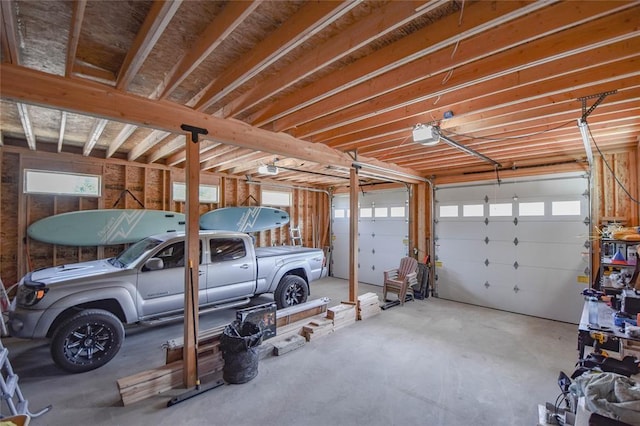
144;258;164;271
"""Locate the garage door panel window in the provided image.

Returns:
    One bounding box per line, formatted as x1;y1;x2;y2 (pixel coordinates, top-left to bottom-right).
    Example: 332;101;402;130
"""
552;200;581;216
439;205;459;218
374;207;388;217
463;204;484;217
360;208;372;218
390;207;405;217
519;202;545;216
489;203;512;217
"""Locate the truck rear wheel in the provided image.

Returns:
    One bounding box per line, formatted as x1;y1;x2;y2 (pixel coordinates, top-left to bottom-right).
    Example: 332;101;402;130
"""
50;309;124;373
274;275;308;309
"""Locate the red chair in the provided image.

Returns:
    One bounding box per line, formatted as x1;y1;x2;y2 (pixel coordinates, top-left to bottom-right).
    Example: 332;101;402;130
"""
383;257;418;305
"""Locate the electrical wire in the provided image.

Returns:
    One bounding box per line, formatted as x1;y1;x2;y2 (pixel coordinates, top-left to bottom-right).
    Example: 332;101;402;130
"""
442;119;574;142
587;122;640;205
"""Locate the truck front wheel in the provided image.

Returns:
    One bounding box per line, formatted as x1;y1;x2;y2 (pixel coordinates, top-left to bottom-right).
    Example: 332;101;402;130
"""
50;309;124;373
274;275;309;309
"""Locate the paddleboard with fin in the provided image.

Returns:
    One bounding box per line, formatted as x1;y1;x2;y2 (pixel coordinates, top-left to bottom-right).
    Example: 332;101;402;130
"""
27;209;186;246
199;206;289;233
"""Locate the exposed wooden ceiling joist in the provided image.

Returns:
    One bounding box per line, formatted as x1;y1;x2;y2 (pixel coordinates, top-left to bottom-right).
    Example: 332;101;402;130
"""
0;63;423;183
0;1;637;185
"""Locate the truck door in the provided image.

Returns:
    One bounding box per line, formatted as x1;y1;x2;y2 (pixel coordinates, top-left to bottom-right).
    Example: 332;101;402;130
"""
206;237;256;302
137;240;207;318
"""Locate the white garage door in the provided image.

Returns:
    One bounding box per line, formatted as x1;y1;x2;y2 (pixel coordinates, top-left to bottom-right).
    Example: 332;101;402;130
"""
332;189;409;286
435;173;590;323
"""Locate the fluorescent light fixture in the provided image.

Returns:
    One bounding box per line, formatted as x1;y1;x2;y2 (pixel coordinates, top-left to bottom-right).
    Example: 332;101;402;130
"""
412;124;440;146
258;164;279;175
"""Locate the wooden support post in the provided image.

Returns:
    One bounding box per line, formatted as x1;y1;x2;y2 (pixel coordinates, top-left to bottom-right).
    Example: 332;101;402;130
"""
182;125;207;388
349;167;358;303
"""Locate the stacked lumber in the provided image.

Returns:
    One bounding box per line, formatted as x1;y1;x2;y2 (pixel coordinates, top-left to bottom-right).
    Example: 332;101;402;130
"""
116;298;332;406
302;316;334;341
327;303;356;331
117;352;223;406
357;292;381;320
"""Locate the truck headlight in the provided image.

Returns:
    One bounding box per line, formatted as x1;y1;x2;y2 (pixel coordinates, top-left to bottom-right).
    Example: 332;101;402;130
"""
17;284;48;306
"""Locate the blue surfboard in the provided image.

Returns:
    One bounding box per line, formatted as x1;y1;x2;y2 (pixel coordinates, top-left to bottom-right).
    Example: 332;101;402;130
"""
27;209;186;246
199;207;289;233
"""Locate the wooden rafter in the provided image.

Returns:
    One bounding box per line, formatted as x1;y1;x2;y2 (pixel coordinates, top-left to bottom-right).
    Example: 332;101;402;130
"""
211;150;269;173
128;130;171;161
1;0;20;64
83;118;108;156
147;135;185;164
249;1;549;128
195;0;358;112
292;4;640;139
199;145;243;167
201;148;256;172
66;0;87;78
0;64;420;175
17;103;36;150
160;0;260;99
116;0;182;90
323;46;640;150
107;124;137;158
224;0;438;118
73;60;116;85
57;111;67;153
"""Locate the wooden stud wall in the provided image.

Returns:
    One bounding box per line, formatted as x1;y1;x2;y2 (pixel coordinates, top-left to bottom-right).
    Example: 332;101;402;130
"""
0;147;327;286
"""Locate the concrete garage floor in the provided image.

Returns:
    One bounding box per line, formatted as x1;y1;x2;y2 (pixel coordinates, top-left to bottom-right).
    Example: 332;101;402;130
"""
4;277;578;425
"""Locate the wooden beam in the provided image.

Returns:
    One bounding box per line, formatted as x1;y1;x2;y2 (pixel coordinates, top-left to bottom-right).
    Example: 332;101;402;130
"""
183;131;200;388
160;0;259;99
201;148;255;171
249;0;548;128
128;129;171;161
57;111;67;153
147;134;184;164
195;0;357;111
0;63;423;182
83;118;108;156
1;0;20;64
116;0;182;90
107;124;137;158
224;0;437;117
323;47;640;151
289;3;640;138
349;167;358;303
166;140;221;166
73;60;116;86
66;0;87;77
16;103;36;150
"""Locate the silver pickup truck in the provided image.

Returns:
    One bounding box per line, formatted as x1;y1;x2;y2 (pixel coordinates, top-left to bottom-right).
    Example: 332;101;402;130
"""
8;230;326;373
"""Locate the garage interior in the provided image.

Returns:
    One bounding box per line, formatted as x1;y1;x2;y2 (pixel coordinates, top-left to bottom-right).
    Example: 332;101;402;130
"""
0;1;639;425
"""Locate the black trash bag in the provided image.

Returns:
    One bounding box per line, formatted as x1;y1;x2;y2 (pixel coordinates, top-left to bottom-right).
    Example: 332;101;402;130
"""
220;320;264;384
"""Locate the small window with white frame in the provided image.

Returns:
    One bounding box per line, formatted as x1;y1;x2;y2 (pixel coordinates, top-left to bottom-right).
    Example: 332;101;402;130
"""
173;183;219;203
24;169;101;197
261;189;291;207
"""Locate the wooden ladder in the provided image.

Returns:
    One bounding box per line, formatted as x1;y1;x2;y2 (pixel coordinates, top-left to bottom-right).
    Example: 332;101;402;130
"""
290;227;303;246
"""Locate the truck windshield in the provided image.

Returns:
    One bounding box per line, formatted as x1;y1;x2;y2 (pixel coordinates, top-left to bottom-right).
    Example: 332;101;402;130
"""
114;237;163;267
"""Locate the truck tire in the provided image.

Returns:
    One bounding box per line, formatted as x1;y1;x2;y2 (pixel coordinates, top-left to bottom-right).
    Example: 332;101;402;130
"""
274;275;308;309
50;309;124;373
